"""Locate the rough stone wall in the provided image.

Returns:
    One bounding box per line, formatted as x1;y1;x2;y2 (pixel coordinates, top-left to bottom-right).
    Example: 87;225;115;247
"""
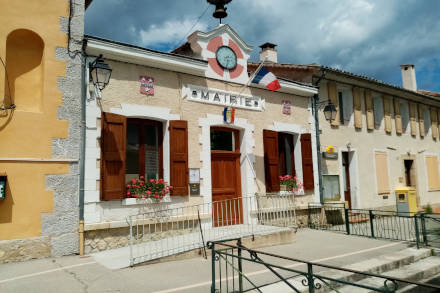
42;0;84;257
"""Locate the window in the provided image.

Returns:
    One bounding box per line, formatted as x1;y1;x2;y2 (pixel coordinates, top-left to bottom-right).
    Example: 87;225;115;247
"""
125;119;163;183
375;151;390;194
426;155;440;191
424;106;431;135
100;113;188;200
373;96;384;129
263;130;314;192
211;129;236;151
400;101;410;133
322;175;341;201
338;89;354;126
278;133;295;177
338;91;344;125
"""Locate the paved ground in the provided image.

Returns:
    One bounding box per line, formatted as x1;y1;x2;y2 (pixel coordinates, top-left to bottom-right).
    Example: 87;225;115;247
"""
0;229;413;293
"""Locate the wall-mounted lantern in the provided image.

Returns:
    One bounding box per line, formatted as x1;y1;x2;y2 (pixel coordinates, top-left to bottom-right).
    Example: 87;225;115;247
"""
89;54;112;91
323;101;337;123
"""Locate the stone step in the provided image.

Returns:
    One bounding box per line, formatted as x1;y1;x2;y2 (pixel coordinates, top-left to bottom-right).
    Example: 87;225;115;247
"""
329;256;440;293
254;248;432;293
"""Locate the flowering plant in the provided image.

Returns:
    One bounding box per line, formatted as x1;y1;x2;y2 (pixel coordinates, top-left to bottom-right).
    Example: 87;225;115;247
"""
279;175;303;193
126;176;172;201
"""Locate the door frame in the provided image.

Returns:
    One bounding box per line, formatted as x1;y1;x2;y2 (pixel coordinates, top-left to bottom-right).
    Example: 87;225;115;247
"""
210;127;242;226
338;148;360;209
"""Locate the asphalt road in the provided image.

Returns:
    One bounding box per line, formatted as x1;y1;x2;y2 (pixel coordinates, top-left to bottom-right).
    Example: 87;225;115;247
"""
0;229;411;293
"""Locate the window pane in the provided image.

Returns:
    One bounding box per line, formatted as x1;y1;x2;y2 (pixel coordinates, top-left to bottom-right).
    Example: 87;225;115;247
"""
284;135;293;175
323;175;341;201
210;130;234;151
145;125;159;180
126;123;139;183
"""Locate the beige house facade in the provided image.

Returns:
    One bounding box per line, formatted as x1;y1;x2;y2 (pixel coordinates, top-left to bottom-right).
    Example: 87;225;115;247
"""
82;25;318;253
254;57;440;210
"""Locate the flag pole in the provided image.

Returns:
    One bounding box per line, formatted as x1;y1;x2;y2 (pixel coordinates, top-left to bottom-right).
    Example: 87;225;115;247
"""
235;57;267;97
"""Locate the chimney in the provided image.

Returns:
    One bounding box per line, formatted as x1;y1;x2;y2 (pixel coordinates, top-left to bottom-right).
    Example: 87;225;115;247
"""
400;64;417;91
259;42;277;63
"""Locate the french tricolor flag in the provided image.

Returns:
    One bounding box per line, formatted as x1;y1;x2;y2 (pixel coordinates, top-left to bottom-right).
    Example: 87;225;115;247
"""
251;66;281;91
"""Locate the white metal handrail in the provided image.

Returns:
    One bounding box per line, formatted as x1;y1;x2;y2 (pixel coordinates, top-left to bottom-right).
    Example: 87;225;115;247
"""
127;194;297;266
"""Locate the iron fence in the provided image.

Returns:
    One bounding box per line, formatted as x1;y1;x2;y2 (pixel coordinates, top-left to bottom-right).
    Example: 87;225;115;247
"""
208;238;440;293
127;194;297;266
307;203;438;248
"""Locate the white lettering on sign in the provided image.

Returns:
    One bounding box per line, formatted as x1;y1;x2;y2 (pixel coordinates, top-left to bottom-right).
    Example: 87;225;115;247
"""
182;84;265;111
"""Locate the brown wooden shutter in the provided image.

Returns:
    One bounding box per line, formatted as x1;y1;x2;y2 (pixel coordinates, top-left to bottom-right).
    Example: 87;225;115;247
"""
394;98;402;134
301;133;314;190
353;87;362;129
327;82;339;126
101;112;127;200
432;108;439;139
409;102;417;136
418;104;425;137
383;95;392;133
365;90;374;130
263;130;280;192
169;120;189;195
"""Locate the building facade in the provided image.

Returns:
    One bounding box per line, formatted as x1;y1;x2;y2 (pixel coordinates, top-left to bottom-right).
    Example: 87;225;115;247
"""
0;0;85;262
82;25;318;253
251;52;440;210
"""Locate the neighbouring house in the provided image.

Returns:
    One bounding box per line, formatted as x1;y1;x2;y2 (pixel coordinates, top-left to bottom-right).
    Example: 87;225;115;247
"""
82;24;319;255
249;51;440;210
0;0;87;262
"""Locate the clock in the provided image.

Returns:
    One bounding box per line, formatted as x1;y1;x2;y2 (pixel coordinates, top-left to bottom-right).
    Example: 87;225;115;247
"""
216;46;237;70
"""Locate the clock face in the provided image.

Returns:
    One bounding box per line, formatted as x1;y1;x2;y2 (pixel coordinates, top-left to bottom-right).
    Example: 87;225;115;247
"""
216;46;237;70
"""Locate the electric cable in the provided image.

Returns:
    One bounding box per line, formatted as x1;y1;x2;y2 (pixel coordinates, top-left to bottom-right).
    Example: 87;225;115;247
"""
175;4;210;50
67;0;83;58
0;55;15;110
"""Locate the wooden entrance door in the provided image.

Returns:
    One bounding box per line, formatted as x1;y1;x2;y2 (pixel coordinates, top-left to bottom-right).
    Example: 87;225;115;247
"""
342;152;352;209
211;127;242;226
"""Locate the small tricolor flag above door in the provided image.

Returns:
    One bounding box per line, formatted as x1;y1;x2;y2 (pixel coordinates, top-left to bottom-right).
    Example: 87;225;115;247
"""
251;66;281;91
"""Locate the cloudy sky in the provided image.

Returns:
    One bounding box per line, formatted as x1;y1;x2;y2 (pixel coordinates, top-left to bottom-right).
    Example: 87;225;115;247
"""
85;0;440;91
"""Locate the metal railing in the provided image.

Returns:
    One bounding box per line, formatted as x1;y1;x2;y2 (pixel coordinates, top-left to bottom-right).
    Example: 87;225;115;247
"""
127;194;297;266
208;238;440;293
308;203;427;246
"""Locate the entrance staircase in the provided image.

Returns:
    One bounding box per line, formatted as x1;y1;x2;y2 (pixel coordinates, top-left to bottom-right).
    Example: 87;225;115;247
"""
256;248;440;292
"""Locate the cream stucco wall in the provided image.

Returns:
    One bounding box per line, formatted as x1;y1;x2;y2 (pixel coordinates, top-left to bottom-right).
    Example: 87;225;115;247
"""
319;77;440;210
84;59;316;224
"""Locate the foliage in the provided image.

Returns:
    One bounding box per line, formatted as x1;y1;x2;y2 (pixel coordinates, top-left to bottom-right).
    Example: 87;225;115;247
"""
126;176;172;201
425;203;433;214
279;175;303;193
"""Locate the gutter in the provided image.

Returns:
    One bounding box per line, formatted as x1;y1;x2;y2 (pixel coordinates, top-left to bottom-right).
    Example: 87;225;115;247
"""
78;42;87;256
313;70;326;204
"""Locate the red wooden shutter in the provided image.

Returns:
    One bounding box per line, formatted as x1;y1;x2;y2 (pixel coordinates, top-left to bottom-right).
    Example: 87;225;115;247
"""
169;120;189;195
263;130;280;192
101;112;126;200
301;133;314;190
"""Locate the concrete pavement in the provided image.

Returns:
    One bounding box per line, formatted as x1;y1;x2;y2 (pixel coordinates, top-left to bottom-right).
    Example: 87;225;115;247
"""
0;229;413;293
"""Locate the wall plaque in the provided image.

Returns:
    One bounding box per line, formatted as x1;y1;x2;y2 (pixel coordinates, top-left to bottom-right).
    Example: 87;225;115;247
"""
140;76;154;95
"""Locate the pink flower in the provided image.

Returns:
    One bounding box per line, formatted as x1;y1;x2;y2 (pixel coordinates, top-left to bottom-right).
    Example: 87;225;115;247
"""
127;191;131;196
149;179;155;183
146;190;151;195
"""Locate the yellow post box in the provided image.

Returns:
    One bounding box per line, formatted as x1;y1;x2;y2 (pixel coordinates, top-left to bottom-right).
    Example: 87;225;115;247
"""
395;187;418;216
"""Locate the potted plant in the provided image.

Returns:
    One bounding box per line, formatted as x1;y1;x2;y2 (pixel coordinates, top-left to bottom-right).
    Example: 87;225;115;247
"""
279;175;303;194
126;176;172;202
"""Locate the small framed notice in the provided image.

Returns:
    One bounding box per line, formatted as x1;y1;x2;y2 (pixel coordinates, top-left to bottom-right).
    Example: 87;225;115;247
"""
189;168;200;184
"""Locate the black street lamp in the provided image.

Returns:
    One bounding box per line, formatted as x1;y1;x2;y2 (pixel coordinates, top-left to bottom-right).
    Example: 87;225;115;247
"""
89;54;112;91
323;101;337;123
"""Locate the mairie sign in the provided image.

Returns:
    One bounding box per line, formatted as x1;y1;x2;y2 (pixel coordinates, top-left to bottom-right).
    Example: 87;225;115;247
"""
182;84;265;111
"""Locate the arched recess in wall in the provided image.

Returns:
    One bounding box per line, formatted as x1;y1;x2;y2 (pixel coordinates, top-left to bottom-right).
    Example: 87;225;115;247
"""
5;29;44;112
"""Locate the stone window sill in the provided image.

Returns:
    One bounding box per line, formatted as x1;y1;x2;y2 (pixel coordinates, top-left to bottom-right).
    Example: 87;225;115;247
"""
122;196;171;206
